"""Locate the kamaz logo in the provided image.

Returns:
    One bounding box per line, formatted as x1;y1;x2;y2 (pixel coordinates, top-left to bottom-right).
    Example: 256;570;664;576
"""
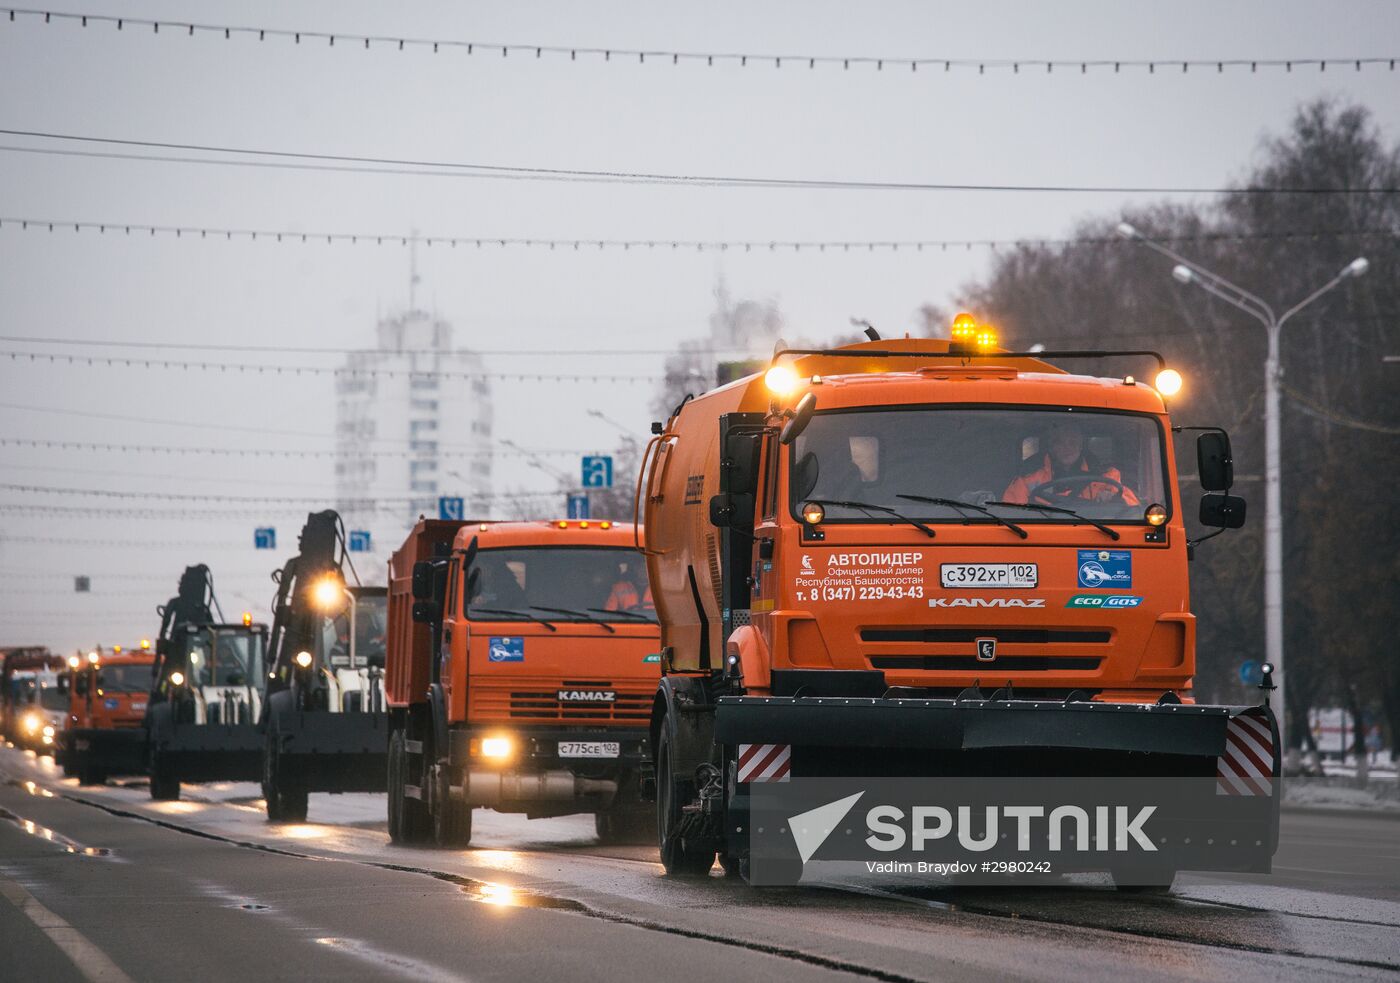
557;689;616;703
929;597;1046;608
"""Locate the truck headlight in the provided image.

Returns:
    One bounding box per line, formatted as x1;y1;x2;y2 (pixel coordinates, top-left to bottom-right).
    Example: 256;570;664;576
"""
480;736;514;761
22;712;42;735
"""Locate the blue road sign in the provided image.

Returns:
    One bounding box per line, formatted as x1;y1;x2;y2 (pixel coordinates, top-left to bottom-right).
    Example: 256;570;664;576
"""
438;496;465;521
582;455;613;489
1239;660;1262;686
567;494;590;520
254;527;276;550
348;530;372;552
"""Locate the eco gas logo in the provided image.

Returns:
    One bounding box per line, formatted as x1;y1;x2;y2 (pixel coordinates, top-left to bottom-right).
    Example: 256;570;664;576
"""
1066;594;1143;608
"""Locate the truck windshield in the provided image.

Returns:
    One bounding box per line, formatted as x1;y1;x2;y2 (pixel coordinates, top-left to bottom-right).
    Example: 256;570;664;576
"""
97;665;152;693
791;407;1168;524
466;548;655;622
323;594;388;667
184;628;265;687
39;682;68;711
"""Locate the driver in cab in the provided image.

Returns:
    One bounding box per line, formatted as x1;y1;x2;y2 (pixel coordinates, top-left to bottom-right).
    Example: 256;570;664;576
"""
1000;422;1140;506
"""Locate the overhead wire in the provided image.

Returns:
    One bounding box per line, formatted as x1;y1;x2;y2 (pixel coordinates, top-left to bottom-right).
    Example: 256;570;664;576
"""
2;129;1396;194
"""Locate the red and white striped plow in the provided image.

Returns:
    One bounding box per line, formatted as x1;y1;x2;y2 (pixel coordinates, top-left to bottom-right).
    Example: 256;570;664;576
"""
737;743;791;783
1216;711;1276;796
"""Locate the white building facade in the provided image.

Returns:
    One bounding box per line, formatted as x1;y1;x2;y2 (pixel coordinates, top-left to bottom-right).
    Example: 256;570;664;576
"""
335;308;493;574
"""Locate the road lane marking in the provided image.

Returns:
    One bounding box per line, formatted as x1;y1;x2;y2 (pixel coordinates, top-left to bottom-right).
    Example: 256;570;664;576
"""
0;874;135;983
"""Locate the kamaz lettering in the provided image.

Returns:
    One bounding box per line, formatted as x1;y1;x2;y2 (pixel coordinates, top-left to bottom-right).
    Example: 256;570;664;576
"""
928;597;1046;609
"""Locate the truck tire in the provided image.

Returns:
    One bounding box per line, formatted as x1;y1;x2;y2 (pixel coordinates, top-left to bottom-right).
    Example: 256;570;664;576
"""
656;728;715;876
77;762;107;787
432;765;472;848
263;721;308;823
148;751;180;801
388;730;431;845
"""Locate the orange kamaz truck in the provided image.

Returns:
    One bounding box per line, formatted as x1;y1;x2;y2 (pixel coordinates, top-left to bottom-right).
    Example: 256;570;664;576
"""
59;643;156;785
639;324;1276;887
386;519;661;846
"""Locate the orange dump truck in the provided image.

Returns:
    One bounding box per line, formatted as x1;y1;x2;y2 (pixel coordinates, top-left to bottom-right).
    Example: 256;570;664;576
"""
59;644;156;784
640;329;1276;885
386;519;660;846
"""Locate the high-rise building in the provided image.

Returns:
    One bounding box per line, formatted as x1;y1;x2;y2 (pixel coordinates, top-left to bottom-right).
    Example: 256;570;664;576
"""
335;306;493;574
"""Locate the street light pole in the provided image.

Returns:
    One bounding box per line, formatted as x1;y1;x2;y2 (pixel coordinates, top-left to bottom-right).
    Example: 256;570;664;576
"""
1116;223;1367;751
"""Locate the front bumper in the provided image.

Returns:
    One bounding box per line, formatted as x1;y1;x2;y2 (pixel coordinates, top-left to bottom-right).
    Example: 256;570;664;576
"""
67;727;148;774
715;696;1262;773
268;710;389;793
154;723;263;782
447;726;650;813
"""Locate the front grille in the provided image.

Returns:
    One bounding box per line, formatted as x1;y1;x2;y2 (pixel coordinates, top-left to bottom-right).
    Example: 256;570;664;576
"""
862;628;1110;644
869;655;1102;671
471;680;651;723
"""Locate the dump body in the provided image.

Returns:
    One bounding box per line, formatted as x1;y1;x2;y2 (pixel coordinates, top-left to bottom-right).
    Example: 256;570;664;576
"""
61;649;155;782
385;519;660;844
642;337;1279;881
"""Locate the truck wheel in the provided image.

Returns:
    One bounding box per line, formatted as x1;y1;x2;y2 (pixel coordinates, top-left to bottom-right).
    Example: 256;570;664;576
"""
148;752;180;801
389;731;432;845
77;763;107;787
656;728;715;876
263;721;308;822
387;731;404;842
432;766;472;848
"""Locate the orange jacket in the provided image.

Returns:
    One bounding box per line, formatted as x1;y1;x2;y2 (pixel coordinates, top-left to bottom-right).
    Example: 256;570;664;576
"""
1001;454;1140;507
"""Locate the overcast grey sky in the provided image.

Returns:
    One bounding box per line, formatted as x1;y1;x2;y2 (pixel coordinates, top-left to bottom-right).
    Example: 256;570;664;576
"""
2;0;1397;651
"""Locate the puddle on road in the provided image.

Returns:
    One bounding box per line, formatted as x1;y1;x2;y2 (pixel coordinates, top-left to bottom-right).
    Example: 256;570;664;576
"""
0;805;112;857
459;878;586;911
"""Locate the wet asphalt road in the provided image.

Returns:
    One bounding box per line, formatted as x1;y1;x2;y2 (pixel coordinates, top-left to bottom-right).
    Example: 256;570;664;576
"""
1;746;1396;982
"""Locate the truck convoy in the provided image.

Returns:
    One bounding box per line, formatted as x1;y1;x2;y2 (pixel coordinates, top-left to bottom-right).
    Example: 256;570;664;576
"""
386;519;660;846
143;564;269;800
640;324;1273;887
1;647;65;753
59;643;156;785
261;510;389;821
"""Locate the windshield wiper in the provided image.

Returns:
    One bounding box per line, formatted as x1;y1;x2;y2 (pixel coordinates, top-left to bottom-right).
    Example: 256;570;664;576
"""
896;494;1027;539
469;607;558;631
529;606;616;633
985;501;1121;541
812;499;936;538
586;607;655;622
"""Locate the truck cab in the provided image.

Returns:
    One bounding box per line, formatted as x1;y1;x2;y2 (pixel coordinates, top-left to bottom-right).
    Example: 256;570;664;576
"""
387;519;661;846
61;645;156;784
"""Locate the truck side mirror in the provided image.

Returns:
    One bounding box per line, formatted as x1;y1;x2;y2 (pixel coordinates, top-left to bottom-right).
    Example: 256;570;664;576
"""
412;599;441;624
1197;431;1234;491
779;393;818;445
1199;493;1246;529
709;492;734;528
411;561;434;600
